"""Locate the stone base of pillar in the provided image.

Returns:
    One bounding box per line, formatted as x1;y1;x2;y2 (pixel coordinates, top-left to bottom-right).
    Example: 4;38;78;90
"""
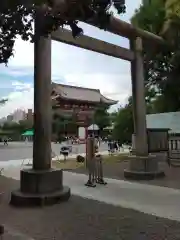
124;155;165;180
10;168;70;207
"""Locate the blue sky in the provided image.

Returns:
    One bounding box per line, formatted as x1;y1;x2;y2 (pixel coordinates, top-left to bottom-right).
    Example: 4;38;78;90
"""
0;0;142;117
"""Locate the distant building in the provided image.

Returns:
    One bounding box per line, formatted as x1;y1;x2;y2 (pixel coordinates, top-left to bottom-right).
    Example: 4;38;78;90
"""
6;114;13;122
26;109;34;123
146;112;180;134
12;109;26;123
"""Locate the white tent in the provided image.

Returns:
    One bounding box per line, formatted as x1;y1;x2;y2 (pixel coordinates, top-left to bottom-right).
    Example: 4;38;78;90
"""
88;124;99;131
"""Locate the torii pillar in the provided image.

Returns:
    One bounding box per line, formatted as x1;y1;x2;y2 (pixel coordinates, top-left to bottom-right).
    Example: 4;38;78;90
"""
10;14;70;206
124;37;165;180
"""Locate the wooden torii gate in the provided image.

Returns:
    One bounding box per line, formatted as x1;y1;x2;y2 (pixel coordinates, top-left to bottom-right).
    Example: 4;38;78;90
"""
10;6;166;206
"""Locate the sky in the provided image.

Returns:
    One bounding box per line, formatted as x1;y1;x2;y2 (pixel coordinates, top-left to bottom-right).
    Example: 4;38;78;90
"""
0;0;142;118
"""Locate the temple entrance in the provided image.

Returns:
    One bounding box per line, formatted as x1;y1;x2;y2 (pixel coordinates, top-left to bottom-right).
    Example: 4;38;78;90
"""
52;83;117;144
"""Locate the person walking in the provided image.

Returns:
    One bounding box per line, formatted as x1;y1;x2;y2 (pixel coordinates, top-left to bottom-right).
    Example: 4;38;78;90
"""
108;140;114;155
3;138;8;146
114;141;119;152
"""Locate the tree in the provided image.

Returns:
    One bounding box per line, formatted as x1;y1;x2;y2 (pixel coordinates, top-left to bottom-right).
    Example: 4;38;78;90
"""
109;111;118;124
94;105;111;133
0;98;8;105
1;119;32;134
112;89;160;145
19;119;33;132
2;122;20;131
0;0;126;64
132;0;180;113
112;99;133;145
163;0;180;37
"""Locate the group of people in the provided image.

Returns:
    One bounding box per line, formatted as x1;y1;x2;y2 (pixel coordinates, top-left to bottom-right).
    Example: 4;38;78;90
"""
59;136;123;155
107;140;119;154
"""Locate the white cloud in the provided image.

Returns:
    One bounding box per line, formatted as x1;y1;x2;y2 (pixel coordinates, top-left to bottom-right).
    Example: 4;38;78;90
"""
0;0;141;117
12;81;32;91
0;83;34;117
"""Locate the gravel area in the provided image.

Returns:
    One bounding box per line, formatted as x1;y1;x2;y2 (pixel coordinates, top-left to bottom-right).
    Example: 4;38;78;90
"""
67;159;180;190
1;176;180;239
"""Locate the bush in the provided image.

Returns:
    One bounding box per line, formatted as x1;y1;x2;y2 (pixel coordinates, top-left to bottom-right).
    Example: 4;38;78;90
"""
76;155;85;163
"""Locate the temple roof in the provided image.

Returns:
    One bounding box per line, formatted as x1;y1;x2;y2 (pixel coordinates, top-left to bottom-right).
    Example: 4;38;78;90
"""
146;111;180;134
52;82;118;105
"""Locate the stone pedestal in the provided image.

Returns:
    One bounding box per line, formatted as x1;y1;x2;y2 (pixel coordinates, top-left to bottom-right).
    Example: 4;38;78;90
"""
10;169;70;206
124;155;165;180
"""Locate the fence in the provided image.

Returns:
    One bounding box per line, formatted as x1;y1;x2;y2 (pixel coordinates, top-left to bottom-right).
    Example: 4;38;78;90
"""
132;129;170;163
147;130;180;165
169;134;180;165
132;128;169;160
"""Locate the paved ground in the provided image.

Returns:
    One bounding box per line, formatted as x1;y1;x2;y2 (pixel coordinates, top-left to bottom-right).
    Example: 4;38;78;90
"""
0;141;108;162
70;159;180;190
1;175;180;240
2;165;180;222
1;144;180;239
1;225;34;239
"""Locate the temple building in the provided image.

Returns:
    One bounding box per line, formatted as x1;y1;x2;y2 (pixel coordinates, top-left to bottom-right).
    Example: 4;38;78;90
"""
51;82;117;141
146;112;180;134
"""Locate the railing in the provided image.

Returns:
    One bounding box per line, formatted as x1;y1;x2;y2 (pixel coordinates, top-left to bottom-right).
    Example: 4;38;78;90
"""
132;129;170;163
169;135;180;164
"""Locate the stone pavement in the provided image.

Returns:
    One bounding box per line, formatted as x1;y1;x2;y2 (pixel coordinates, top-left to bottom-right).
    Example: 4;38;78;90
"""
2;164;180;222
2;225;35;239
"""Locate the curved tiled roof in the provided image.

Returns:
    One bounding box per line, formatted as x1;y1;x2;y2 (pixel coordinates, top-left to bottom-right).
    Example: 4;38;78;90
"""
52;82;118;105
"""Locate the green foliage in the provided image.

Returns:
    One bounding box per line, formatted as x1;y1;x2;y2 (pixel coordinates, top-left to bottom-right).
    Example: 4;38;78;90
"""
94;105;111;132
0;98;8;105
112;102;133;145
163;0;180;36
18;119;33;132
0;119;32;140
132;0;165;33
1;122;19;132
132;0;180;113
1;119;33;134
0;0;126;64
109;111;118;124
112;91;160;145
